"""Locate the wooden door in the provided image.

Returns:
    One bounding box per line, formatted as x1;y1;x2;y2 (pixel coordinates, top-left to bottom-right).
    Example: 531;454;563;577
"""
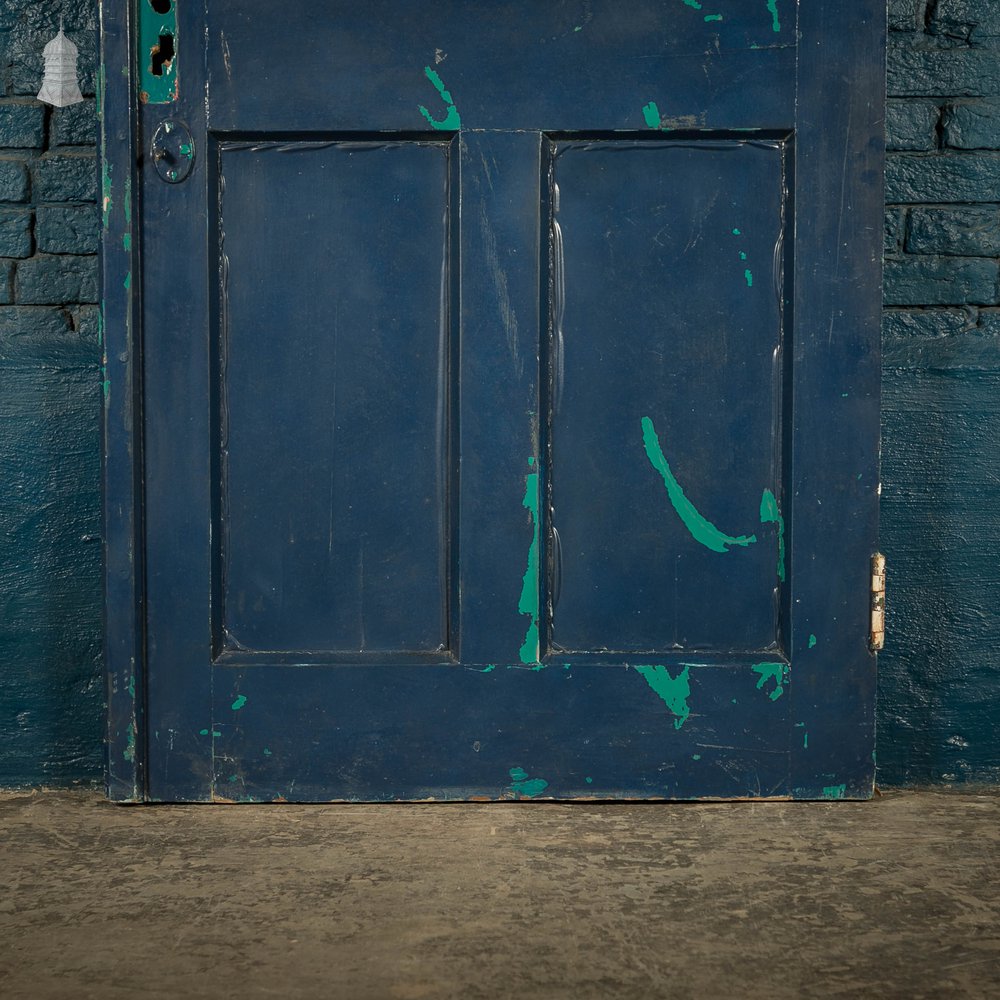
102;1;885;801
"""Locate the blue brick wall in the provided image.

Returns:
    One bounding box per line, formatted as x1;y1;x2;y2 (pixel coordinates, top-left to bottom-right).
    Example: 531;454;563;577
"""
0;3;997;788
0;0;102;786
880;0;1000;784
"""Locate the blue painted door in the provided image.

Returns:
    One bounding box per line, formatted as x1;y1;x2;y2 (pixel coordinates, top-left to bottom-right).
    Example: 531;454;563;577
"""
120;1;884;801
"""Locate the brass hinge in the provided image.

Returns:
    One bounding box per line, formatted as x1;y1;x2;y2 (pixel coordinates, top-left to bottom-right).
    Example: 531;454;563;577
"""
870;553;886;651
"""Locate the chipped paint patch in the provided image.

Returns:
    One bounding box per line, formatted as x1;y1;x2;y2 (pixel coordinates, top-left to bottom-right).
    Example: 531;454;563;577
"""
635;664;691;730
518;465;540;664
642;416;757;553
822;783;847;800
642;101;665;130
752;661;788;701
231;694;247;710
418;66;461;130
508;766;548;799
123;721;135;762
704;14;723;22
808;634;818;648
766;0;781;32
101;162;112;229
744;268;754;287
759;489;786;582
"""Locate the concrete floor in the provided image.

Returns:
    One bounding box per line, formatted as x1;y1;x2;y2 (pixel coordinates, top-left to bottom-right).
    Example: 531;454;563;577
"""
1;790;998;999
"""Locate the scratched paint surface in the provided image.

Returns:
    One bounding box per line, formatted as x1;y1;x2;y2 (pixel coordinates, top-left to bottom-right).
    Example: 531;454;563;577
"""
548;139;787;654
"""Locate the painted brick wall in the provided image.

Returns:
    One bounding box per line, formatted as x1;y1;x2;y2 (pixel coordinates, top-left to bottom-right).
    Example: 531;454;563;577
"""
0;0;102;785
0;2;997;788
880;0;1000;784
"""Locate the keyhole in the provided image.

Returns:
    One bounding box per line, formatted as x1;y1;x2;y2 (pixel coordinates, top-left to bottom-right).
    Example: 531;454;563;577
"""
149;0;172;13
150;33;175;76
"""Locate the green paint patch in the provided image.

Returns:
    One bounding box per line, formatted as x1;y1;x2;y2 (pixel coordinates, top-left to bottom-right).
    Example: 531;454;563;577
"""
766;0;781;32
200;728;222;737
123;721;135;762
199;728;209;736
759;489;786;582
704;13;723;21
804;733;809;749
641;417;757;553
732;227;741;235
122;233;131;250
822;784;847;800
418;66;461;130
751;661;788;701
682;0;703;8
642;100;664;130
263;748;273;756
744;268;754;287
808;634;817;649
127;676;135;699
692;753;702;760
585;776;593;784
231;694;247;711
123;272;131;290
508;766;549;799
635;664;691;730
518;466;540;664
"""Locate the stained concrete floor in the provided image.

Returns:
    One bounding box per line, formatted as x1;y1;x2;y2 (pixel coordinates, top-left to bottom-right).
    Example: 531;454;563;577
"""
1;789;998;999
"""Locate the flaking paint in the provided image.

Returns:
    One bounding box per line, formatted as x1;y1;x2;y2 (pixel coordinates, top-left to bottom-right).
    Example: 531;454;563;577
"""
752;661;788;701
418;66;461;130
759;489;786;582
518;465;540;664
634;664;692;729
641;416;757;553
508;766;548;799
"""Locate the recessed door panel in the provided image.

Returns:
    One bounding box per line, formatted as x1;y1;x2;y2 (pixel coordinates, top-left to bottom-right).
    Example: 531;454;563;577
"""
216;140;452;655
547;139;787;655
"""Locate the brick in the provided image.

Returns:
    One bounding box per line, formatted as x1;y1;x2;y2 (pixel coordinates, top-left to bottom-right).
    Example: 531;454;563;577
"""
887;40;1000;97
930;0;1000;41
52;100;96;146
885;208;906;255
883;256;1000;305
883;308;980;340
885;151;1000;202
32;155;96;203
0;305;97;366
0;160;30;202
0;260;13;304
36;204;98;254
907;206;1000;256
886;100;940;151
0;210;33;258
0;101;45;148
943;101;1000;150
15;255;98;305
70;305;101;339
888;0;927;32
0;305;71;341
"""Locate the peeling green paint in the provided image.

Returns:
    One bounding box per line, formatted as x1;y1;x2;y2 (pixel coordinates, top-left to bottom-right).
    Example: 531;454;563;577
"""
704;13;723;21
766;0;781;32
641;416;757;553
752;661;788;701
759;489;786;582
418;66;461;130
732;227;741;236
518;466;540;664
263;748;273;756
744;268;754;287
642;101;665;130
585;776;593;784
123;272;131;290
508;766;548;799
804;733;809;749
231;694;247;710
635;664;691;730
822;783;847;800
808;634;817;649
127;676;135;699
123;721;135;762
682;0;703;8
692;753;702;760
